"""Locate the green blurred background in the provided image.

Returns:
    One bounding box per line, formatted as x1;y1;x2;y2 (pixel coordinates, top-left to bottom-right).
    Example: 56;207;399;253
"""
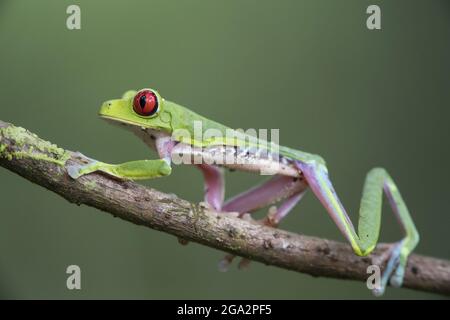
0;0;449;299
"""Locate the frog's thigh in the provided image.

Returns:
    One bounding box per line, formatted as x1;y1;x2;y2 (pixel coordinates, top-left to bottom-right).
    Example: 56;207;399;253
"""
223;175;307;214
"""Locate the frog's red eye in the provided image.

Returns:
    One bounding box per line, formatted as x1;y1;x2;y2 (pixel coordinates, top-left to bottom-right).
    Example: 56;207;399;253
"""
133;90;159;117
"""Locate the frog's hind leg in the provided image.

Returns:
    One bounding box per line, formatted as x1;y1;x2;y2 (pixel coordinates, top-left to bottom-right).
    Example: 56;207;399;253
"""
222;175;307;217
295;160;419;295
219;175;308;270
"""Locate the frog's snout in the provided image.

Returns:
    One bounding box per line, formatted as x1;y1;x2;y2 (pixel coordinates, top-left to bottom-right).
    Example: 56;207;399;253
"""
99;99;120;117
98;101;111;116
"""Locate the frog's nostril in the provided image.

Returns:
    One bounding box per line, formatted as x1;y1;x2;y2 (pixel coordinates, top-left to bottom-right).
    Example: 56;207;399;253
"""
103;99;120;110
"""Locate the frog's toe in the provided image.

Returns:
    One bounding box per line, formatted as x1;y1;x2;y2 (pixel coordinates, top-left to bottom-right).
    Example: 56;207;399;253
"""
67;164;84;179
177;237;189;246
372;286;385;297
237;258;251;270
218;254;235;272
390;272;404;288
371;241;403;296
390;253;407;288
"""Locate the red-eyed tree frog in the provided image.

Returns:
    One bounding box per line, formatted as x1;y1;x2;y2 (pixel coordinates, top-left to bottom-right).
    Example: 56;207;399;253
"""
67;88;419;296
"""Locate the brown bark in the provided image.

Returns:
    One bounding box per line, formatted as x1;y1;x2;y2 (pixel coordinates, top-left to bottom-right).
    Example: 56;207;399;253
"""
1;119;449;296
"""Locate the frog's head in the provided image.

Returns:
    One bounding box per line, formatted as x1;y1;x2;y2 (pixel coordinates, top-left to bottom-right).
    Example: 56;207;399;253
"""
99;88;172;132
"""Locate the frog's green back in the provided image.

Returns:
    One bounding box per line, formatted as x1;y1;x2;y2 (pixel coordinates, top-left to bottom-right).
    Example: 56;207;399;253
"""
165;100;231;136
165;100;325;165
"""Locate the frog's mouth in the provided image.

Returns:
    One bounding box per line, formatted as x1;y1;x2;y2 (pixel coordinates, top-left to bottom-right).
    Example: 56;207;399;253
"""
99;114;149;128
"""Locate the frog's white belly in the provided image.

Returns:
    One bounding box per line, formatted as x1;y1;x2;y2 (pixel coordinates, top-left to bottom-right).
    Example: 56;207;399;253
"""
171;143;300;177
131;127;300;177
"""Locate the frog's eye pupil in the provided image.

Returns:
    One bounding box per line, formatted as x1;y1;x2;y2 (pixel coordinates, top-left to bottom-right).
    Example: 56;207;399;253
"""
133;89;159;117
139;95;147;109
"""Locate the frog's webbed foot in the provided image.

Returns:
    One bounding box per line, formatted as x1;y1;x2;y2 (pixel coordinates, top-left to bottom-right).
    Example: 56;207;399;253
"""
195;166;307;272
218;201;301;272
218;254;236;272
67;164;83;179
371;240;407;296
217;176;307;272
262;206;280;228
177;237;190;246
66;152;101;179
217;213;263;272
67;161;102;179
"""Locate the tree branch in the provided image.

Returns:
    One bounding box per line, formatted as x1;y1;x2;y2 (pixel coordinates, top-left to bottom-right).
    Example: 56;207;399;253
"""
0;119;449;296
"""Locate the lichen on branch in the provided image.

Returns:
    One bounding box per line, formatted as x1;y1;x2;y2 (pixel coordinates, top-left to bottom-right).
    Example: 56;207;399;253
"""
0;125;70;165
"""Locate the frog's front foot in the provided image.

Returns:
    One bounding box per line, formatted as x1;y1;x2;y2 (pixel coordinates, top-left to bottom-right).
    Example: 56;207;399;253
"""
66;152;100;179
67;164;84;179
67;160;101;180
